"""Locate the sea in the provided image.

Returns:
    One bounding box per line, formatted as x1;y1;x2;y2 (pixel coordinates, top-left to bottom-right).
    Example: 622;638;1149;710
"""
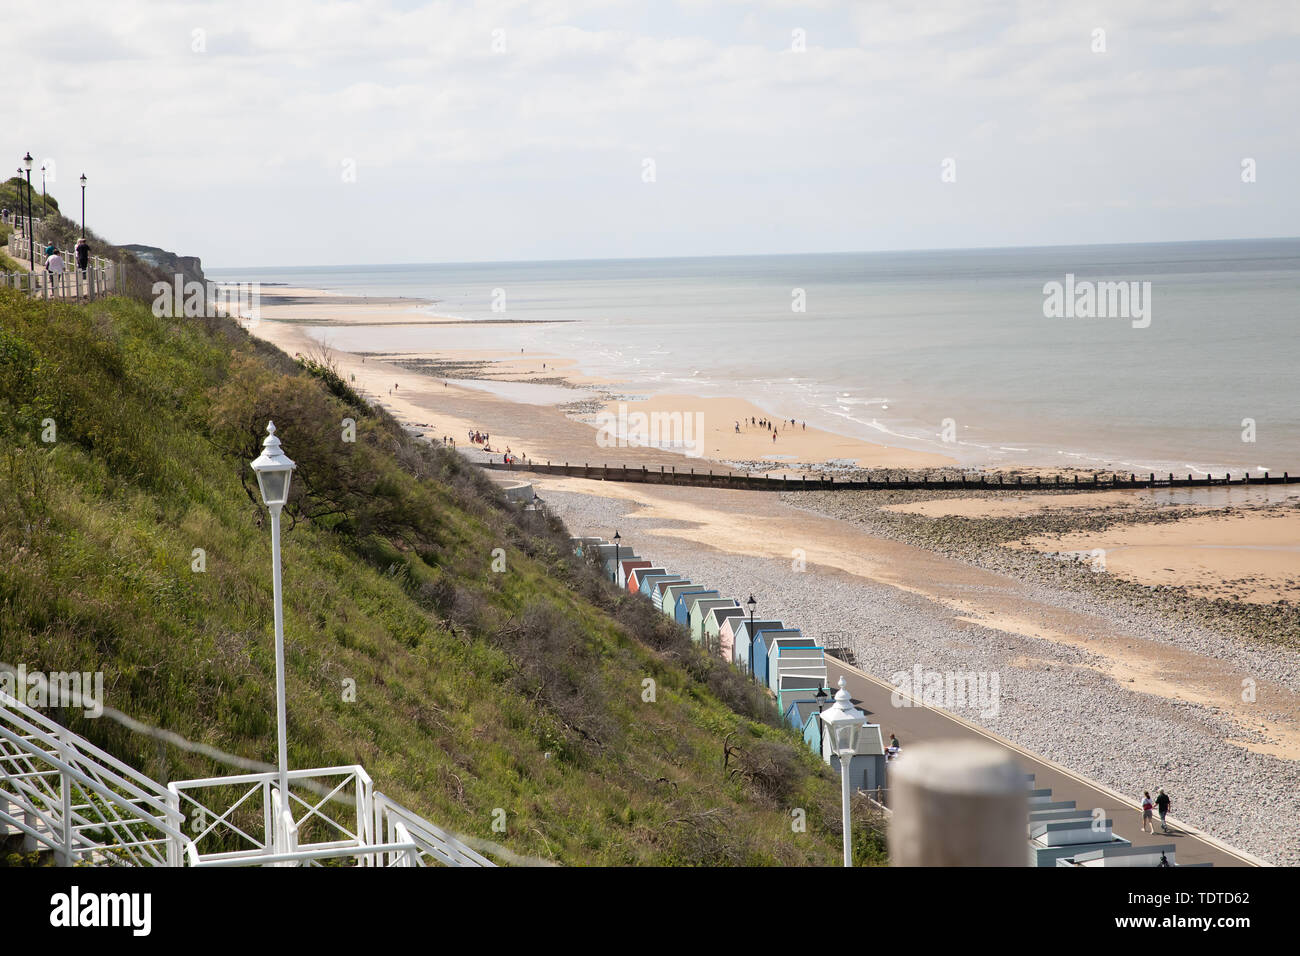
210;238;1300;474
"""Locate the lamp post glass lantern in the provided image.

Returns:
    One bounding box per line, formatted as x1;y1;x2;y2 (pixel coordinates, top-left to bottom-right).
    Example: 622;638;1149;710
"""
815;685;829;757
22;152;33;274
746;594;756;676
820;676;869;866
249;421;297;824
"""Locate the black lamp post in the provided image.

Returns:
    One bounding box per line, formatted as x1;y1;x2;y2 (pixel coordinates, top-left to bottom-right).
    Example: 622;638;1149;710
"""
21;152;34;274
815;684;829;757
79;173;86;238
611;531;620;584
745;594;757;678
40;164;47;216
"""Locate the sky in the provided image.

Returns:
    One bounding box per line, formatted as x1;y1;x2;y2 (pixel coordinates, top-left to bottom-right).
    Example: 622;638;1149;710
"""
6;0;1299;267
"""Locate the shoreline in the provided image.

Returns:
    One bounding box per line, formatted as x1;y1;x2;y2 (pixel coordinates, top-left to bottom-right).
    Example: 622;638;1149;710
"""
234;285;1299;864
246;285;1294;479
247;288;961;472
229;279;1295;479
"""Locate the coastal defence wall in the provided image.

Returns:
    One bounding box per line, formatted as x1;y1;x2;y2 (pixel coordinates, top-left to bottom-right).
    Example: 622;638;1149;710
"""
481;459;1298;492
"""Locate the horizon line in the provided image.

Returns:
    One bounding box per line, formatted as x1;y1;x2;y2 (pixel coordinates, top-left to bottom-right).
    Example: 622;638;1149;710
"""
205;233;1300;273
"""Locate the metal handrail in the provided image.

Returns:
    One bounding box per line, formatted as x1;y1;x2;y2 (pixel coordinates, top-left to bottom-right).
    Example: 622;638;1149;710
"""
374;792;496;867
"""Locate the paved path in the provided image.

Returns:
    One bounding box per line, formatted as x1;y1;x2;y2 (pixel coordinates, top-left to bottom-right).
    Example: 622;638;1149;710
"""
826;655;1264;867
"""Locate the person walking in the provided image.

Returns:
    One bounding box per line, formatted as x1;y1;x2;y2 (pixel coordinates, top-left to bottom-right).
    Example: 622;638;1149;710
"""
1140;791;1155;833
74;238;90;299
1155;789;1172;833
45;249;65;298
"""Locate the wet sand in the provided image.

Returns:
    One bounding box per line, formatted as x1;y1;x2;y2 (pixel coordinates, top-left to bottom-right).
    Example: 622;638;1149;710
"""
244;288;955;471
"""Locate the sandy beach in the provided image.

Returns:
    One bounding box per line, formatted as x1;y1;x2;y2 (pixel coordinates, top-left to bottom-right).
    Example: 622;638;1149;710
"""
240;287;1299;609
245;288;956;472
229;282;1300;863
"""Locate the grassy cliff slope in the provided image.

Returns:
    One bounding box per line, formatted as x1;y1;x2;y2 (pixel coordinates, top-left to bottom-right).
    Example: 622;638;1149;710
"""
0;287;885;865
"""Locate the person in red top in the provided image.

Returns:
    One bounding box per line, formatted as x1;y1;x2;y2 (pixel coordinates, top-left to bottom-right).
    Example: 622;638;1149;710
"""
1140;791;1154;833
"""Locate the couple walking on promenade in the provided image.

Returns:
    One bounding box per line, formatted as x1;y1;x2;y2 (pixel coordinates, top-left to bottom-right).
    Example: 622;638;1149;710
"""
1140;789;1173;834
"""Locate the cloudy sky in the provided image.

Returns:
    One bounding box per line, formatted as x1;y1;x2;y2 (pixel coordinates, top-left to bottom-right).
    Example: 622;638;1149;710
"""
7;0;1298;267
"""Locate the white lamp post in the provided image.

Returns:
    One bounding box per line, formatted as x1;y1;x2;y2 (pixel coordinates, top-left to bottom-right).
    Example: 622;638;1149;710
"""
820;676;869;866
249;422;296;822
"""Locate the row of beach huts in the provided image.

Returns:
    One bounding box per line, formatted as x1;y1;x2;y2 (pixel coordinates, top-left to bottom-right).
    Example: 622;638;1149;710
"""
570;534;1211;866
571;534;889;795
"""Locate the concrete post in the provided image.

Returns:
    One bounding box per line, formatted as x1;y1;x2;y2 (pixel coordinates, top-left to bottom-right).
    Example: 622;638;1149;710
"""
888;739;1027;866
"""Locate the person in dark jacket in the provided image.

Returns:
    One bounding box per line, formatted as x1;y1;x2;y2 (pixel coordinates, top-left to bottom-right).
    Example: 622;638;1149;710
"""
75;237;89;271
1155;789;1172;832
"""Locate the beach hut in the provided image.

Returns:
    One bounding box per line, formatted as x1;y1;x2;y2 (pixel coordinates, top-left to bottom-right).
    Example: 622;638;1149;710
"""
801;710;824;755
603;552;639;582
777;675;826;716
784;699;824;734
660;582;697;616
718;616;741;664
704;607;747;658
751;628;806;687
798;695;872;756
642;573;683;601
819;719;886;794
675;589;720;628
647;576;687;609
734;620;784;673
771;658;827;697
619;558;651;589
628;567;667;595
767;641;824;693
681;591;727;631
690;599;739;643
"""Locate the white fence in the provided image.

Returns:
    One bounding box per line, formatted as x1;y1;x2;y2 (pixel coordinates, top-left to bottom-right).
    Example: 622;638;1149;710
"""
1;687;497;867
0;690;187;866
3;214;118;300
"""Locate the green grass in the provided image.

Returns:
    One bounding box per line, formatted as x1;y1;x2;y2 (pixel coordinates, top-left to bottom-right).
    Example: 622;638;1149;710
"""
0;287;886;865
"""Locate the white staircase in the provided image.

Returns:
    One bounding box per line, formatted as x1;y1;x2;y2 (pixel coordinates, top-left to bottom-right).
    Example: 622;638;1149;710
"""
1;690;495;867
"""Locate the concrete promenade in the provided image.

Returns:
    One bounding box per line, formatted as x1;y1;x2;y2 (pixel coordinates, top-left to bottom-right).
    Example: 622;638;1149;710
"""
826;655;1266;867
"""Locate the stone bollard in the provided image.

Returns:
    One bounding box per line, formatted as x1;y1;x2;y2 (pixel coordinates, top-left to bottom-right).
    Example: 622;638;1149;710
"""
888;739;1027;866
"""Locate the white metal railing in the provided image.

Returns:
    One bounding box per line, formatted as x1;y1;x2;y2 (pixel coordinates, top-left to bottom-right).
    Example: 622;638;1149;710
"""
4;221;117;299
168;767;495;867
3;686;500;868
0;263;115;299
373;792;496;867
0;690;188;865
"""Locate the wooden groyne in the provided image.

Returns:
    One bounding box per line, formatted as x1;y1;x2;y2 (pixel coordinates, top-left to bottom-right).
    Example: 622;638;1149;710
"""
483;459;1298;492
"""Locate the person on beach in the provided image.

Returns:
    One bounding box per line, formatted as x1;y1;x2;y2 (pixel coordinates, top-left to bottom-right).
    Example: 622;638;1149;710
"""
1155;789;1171;832
1140;791;1155;833
890;733;900;749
